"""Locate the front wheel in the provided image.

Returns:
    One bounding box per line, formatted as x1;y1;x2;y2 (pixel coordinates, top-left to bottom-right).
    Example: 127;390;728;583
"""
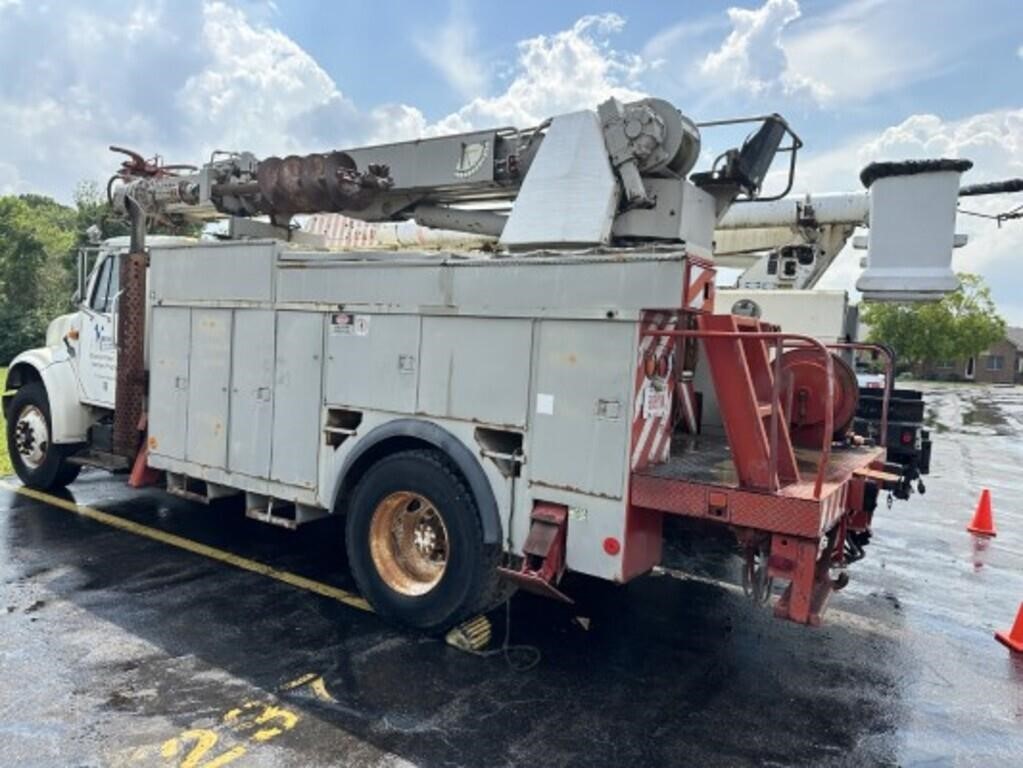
6;382;81;489
345;449;499;633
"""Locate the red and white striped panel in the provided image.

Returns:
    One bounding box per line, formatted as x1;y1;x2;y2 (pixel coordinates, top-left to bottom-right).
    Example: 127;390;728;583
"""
631;311;678;471
684;257;716;313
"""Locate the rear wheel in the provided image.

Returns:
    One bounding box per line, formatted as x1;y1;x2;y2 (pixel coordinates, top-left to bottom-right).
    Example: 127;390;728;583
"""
6;382;81;489
345;449;499;633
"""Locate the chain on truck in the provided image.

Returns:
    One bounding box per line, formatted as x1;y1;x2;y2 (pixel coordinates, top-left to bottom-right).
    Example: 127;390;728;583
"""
0;97;986;632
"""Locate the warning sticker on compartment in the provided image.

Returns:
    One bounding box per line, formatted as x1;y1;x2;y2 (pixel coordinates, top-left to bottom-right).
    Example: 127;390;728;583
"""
643;385;668;419
331;313;370;336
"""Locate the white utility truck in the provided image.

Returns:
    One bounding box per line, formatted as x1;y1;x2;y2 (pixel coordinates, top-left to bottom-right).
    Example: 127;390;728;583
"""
4;99;967;632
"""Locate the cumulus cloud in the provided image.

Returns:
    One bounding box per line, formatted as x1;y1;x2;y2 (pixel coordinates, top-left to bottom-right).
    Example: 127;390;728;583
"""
805;110;1023;323
430;14;647;134
0;0;201;198
364;104;429;145
0;0;428;195
361;13;648;144
0;3;649;195
177;1;360;158
699;0;829;103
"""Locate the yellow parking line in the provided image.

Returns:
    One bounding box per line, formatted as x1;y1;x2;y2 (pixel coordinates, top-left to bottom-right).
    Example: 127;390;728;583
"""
0;480;372;613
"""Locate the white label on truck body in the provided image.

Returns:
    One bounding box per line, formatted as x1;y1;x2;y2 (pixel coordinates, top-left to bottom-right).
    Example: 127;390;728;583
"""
643;385;667;419
536;393;555;415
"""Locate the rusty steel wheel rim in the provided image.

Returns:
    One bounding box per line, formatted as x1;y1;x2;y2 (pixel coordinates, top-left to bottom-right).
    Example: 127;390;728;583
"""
369;491;449;596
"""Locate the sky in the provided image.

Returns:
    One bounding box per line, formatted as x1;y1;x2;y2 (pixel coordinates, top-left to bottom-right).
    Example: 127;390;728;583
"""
0;0;1021;319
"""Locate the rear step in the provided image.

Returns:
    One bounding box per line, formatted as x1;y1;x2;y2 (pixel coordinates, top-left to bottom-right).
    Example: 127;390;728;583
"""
68;449;132;472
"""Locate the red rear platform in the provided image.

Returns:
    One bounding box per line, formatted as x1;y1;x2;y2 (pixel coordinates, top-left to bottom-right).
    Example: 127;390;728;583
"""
631;312;895;625
631;435;888;625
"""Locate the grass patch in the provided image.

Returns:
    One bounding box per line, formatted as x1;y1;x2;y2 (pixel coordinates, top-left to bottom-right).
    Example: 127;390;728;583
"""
0;367;10;476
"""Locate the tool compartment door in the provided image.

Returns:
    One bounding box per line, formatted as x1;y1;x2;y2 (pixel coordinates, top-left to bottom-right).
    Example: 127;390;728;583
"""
323;313;419;412
271;311;323;488
148;307;191;461
186;309;232;468
418;317;531;427
228;309;275;478
529;320;633;498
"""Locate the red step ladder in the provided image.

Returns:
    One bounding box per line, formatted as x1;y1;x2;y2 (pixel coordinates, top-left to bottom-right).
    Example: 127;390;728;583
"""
697;314;800;491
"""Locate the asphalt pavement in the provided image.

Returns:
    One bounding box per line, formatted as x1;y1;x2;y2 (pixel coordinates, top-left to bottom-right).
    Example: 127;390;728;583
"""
1;383;1021;767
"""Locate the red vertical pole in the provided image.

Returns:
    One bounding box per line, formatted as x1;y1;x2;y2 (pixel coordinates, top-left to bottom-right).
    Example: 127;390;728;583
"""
768;337;783;491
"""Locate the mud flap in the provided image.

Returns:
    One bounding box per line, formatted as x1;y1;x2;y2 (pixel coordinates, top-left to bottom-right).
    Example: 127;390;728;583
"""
128;414;162;488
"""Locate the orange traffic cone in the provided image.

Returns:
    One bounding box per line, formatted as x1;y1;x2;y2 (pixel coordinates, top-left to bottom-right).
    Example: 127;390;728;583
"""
967;489;997;537
995;603;1023;653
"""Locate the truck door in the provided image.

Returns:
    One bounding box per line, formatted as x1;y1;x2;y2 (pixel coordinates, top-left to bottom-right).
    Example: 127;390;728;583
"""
72;253;119;407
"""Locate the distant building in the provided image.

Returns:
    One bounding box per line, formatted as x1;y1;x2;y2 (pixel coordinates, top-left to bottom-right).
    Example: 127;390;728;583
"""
918;327;1023;384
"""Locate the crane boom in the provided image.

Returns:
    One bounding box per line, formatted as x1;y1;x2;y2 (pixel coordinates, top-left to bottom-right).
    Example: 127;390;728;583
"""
108;98;999;301
111;96;797;254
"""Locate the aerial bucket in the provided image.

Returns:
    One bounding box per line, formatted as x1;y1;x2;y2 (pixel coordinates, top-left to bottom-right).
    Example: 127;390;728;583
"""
856;159;972;302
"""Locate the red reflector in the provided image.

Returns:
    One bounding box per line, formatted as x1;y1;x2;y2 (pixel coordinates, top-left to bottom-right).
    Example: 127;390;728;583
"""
603;537;621;556
900;430;914;445
643;354;656;378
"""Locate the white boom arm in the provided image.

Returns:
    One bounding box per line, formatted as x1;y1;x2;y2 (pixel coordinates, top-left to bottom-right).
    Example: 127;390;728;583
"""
714;192;868;290
714;159;986;300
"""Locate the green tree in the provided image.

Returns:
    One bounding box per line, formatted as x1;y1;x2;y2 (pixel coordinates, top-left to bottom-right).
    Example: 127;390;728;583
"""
0;179;207;365
0;183;141;364
862;273;1006;370
0;195;77;363
72;181;130;247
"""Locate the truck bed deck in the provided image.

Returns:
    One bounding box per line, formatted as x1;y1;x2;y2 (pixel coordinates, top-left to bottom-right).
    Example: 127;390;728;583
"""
631;434;885;538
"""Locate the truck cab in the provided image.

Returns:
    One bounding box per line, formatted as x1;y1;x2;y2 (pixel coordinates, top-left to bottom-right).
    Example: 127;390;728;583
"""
4;236;192;485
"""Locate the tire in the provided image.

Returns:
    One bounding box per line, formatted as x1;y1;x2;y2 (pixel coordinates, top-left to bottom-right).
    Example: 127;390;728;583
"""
6;382;82;489
345;449;500;633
